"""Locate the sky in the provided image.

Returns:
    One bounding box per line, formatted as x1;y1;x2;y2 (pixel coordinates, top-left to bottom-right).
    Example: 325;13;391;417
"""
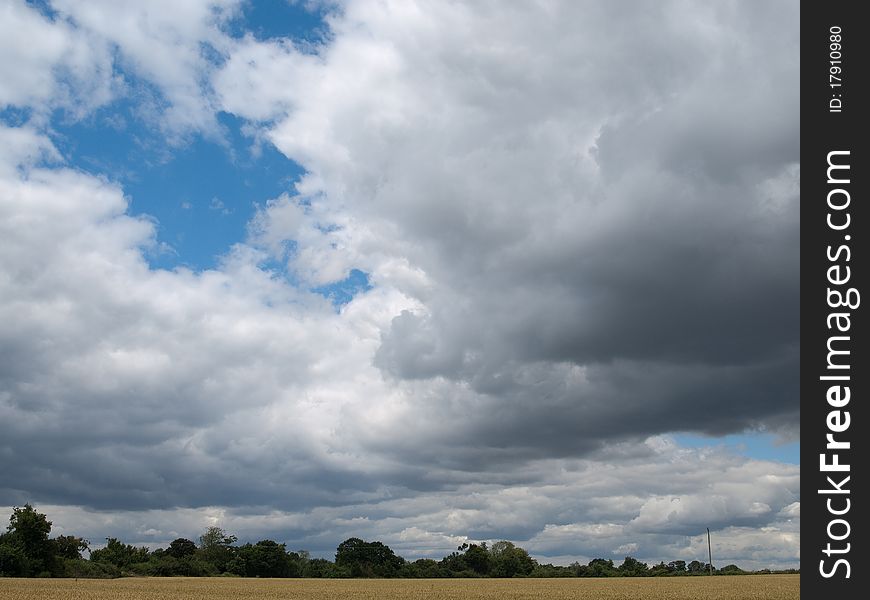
0;0;799;570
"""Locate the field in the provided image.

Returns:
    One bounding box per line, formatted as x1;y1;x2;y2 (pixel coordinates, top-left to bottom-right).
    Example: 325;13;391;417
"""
0;575;799;599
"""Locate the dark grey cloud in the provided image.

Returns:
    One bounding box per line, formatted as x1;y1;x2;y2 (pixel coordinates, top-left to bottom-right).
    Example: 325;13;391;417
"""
349;0;801;460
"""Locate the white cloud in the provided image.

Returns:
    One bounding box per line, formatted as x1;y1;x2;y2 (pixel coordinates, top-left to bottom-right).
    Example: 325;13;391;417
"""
0;123;416;511
51;0;243;138
215;35;319;122
0;0;115;118
1;443;798;568
1;0;250;138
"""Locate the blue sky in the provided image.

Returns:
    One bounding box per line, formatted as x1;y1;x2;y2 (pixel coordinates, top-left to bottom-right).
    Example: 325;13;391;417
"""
674;433;799;465
54;110;302;269
1;0;799;568
27;1;374;306
229;0;328;42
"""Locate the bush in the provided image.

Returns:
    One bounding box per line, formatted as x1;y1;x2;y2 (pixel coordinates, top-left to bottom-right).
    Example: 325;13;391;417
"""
58;558;121;578
131;555;219;577
719;564;745;575
0;543;27;577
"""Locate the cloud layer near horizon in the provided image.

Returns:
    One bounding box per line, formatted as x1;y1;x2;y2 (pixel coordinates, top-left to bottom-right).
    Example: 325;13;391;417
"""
1;0;799;568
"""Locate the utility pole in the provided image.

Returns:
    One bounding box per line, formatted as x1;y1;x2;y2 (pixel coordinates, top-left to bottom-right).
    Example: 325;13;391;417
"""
707;528;713;575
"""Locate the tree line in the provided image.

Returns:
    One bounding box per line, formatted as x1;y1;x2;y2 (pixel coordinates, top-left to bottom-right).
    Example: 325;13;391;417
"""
1;505;796;578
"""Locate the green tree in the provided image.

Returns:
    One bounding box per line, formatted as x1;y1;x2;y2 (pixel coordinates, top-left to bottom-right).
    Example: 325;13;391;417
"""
5;505;55;576
719;564;744;575
166;538;197;559
335;537;404;577
687;560;705;574
648;561;671;576
137;551;217;577
229;540;296;577
198;526;237;572
531;562;574;577
439;550;472;576
303;557;346;578
0;541;27;577
51;535;89;560
461;543;491;575
402;558;444;578
586;558;617;577
668;560;687;573
488;541;536;577
617;556;649;577
90;538;150;568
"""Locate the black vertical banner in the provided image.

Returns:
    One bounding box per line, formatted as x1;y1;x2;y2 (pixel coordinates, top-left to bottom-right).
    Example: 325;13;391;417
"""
802;1;868;597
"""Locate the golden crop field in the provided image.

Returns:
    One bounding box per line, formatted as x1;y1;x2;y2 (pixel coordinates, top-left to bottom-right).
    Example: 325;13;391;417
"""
0;575;799;600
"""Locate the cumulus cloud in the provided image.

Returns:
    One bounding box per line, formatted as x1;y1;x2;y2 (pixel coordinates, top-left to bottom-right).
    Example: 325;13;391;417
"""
1;0;247;138
0;0;115;118
1;0;799;568
0;124;411;511
51;0;243;138
238;0;800;451
7;440;798;570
